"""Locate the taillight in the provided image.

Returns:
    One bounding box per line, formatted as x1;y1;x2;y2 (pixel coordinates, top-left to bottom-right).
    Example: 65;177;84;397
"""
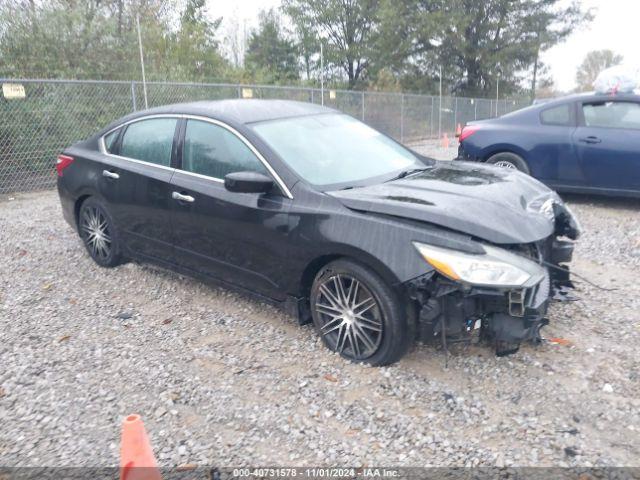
56;154;74;177
459;125;480;143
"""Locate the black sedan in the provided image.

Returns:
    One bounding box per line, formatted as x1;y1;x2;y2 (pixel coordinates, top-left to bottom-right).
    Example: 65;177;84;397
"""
57;100;579;365
457;93;640;197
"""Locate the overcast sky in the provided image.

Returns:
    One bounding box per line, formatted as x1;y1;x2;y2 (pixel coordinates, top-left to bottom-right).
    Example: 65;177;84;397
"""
541;0;640;91
210;0;637;92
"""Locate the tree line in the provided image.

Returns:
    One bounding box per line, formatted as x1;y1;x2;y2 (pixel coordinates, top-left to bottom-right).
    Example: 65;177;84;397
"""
0;0;594;98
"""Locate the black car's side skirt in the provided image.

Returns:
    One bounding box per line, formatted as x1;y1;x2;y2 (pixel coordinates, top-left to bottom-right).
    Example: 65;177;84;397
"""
127;249;290;307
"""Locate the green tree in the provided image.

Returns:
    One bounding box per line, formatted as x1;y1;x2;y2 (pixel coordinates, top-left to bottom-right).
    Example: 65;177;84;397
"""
0;0;133;79
575;49;624;92
0;0;229;81
286;11;320;81
525;0;591;101
169;0;226;81
245;9;299;83
377;0;591;97
283;0;380;89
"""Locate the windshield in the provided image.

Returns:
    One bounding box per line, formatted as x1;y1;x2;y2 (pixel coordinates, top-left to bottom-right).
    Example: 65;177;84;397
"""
250;113;422;187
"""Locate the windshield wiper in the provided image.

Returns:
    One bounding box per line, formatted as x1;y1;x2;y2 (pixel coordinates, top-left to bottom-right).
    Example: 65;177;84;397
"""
386;167;430;182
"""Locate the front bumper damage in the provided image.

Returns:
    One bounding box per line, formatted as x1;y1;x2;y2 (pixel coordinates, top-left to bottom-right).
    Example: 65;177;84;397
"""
406;207;578;356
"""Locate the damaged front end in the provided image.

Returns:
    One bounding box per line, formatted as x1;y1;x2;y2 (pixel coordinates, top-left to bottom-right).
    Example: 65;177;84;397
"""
406;202;580;356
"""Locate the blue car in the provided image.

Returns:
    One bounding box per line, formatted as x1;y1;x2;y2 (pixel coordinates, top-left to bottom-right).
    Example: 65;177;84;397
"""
456;93;640;197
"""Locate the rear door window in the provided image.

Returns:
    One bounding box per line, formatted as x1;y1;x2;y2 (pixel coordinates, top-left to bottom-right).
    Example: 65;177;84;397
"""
540;104;572;126
120;118;178;167
182;120;268;179
582;101;640;130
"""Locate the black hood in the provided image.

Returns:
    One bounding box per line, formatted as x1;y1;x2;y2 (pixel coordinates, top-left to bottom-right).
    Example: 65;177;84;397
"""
328;161;557;244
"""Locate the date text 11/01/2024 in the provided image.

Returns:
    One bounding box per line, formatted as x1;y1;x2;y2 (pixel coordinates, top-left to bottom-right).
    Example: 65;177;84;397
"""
231;467;401;477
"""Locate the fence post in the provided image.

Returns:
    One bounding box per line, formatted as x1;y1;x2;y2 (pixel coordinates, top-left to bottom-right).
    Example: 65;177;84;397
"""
311;89;314;104
237;84;242;98
361;91;365;120
430;96;434;140
130;82;137;112
438;95;442;141
400;94;404;143
474;100;477;120
453;97;458;132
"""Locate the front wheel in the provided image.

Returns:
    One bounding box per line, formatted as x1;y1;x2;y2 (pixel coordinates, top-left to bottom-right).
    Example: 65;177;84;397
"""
78;197;124;268
486;152;530;175
310;259;412;366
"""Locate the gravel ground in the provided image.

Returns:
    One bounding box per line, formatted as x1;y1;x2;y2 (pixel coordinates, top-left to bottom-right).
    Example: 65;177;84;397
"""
410;139;458;161
0;186;639;469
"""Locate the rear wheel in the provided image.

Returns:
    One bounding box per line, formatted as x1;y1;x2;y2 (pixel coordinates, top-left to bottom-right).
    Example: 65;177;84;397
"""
310;259;412;366
486;152;530;175
78;197;124;268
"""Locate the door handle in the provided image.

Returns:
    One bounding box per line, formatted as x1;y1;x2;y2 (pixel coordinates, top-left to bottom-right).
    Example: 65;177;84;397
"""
579;136;602;144
102;169;120;179
172;191;195;203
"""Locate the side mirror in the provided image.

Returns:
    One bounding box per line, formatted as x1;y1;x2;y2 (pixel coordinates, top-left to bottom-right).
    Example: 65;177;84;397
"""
224;171;274;194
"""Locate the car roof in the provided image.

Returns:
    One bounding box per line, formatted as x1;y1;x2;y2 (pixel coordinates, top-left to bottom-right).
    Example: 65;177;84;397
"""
536;92;640;107
497;91;640;122
125;99;336;125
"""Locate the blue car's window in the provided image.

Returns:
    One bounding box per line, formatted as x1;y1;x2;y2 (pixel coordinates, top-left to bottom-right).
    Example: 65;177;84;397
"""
540;104;571;126
120;118;177;167
250;113;421;187
182;120;267;179
583;102;640;130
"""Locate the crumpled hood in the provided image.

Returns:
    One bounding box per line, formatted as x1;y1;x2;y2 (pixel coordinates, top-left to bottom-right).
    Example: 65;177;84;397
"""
328;161;557;244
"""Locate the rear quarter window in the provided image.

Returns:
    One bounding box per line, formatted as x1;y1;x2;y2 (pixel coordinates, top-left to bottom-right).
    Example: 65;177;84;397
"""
540;104;572;126
103;129;120;153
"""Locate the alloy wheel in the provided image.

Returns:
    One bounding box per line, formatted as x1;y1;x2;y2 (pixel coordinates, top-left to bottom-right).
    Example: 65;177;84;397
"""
80;206;112;260
314;274;383;360
494;160;517;169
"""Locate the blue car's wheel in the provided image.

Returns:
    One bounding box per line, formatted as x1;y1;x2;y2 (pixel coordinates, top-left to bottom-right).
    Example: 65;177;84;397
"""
487;152;530;175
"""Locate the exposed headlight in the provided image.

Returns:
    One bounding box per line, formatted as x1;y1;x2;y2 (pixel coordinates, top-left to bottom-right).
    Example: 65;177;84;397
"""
413;242;546;288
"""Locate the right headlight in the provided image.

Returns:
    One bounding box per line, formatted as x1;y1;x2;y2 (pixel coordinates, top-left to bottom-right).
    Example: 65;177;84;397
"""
413;242;546;288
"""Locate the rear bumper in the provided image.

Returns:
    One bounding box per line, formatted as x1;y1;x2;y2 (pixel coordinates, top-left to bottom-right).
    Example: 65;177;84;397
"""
455;144;481;162
57;180;77;231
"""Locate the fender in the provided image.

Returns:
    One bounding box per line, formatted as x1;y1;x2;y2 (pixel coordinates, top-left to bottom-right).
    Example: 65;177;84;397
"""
481;143;530;163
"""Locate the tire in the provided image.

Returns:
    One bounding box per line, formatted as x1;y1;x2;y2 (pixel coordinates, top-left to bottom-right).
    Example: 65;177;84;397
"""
78;197;124;268
310;259;412;366
486;152;530;175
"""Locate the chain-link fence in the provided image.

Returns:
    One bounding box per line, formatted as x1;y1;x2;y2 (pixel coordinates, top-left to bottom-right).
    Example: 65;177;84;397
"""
0;79;530;193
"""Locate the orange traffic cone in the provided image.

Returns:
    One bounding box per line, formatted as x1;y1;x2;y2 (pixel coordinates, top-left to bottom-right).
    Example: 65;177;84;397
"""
455;123;462;137
440;133;450;148
120;414;162;480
